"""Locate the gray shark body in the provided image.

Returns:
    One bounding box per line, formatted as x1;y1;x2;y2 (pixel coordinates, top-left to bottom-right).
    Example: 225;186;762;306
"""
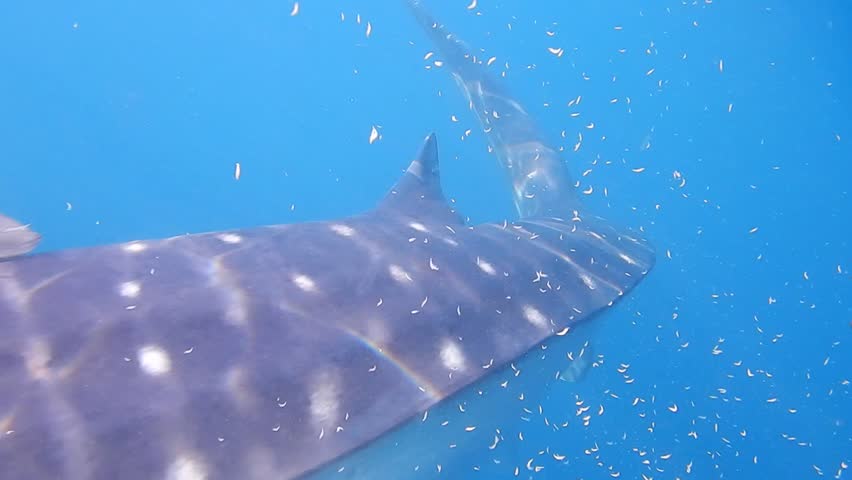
0;3;654;479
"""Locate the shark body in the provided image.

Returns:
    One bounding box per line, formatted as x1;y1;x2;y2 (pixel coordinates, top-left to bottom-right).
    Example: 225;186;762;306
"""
0;3;654;479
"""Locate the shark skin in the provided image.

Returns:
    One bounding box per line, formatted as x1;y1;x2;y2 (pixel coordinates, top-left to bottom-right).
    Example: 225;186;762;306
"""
0;3;655;480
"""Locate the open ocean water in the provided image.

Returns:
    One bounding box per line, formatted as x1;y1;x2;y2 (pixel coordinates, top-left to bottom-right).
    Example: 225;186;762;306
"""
1;1;849;479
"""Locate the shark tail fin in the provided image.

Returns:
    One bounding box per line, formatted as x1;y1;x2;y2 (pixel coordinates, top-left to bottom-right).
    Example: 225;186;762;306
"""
407;0;581;219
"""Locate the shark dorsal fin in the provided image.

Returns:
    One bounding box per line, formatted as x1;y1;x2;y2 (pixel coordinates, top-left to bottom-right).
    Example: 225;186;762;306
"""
376;133;463;226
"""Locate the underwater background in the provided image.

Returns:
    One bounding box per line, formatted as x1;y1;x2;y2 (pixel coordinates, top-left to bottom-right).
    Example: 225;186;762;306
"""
1;0;849;478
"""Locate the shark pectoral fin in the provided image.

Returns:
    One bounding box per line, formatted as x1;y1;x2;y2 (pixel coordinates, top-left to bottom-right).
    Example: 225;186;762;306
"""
558;342;595;383
0;214;41;259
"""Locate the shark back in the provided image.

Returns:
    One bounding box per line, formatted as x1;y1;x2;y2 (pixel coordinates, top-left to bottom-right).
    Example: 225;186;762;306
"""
0;135;652;479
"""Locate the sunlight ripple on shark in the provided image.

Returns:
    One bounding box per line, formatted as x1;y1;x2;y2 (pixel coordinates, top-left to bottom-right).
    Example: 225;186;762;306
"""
0;2;653;479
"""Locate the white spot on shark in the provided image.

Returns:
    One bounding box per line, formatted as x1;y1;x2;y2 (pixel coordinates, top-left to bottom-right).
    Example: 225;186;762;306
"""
165;454;207;480
224;366;256;412
24;338;51;380
409;222;428;233
122;242;147;253
476;257;497;276
118;281;141;298
580;272;597;290
440;339;467;372
310;371;341;432
137;345;171;376
217;233;242;244
522;305;548;329
388;264;412;283
618;252;638;266
330;224;356;237
292;274;317;292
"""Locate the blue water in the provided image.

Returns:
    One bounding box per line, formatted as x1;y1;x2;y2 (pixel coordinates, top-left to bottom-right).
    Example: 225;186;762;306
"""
1;1;849;478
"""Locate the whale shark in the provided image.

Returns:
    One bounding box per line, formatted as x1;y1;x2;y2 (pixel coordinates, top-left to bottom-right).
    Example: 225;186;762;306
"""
0;2;654;479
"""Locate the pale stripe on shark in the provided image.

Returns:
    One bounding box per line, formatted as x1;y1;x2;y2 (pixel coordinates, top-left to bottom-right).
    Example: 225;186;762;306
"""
0;264;93;478
525;217;654;270
207;256;252;326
